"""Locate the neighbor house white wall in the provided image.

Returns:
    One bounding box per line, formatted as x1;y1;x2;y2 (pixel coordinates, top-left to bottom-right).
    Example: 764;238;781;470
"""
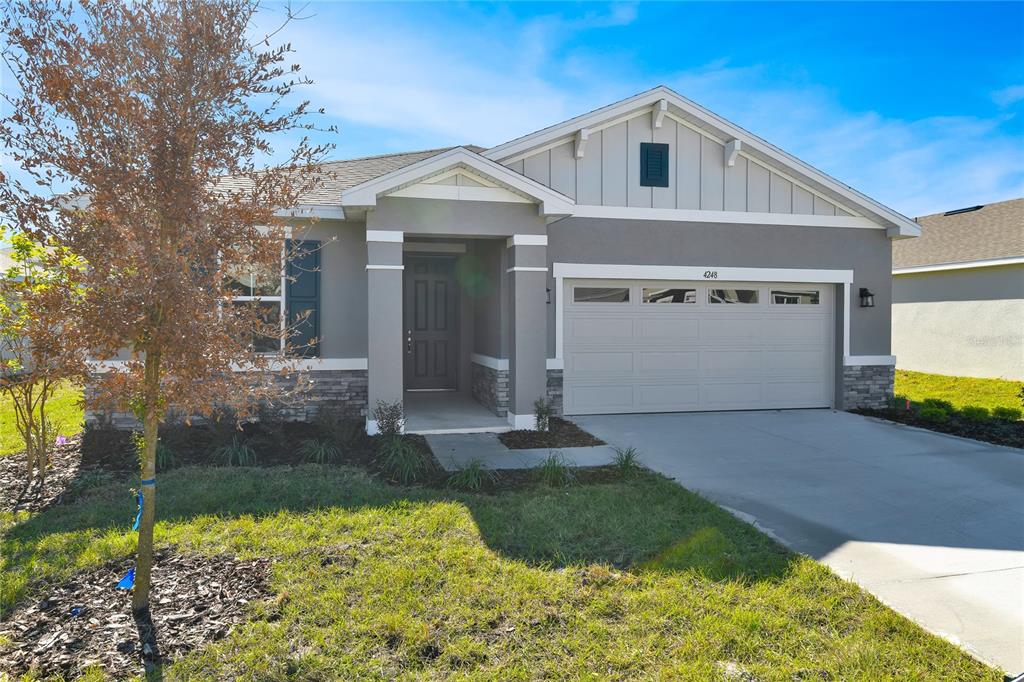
892;264;1024;380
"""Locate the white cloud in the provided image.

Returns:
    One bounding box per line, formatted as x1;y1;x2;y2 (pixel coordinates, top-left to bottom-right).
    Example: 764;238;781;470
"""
992;84;1024;108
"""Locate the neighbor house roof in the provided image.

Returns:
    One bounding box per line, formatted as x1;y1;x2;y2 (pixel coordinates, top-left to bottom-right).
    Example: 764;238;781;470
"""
892;198;1024;271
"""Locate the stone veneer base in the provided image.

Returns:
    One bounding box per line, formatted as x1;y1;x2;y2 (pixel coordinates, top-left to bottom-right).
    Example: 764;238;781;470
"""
842;364;894;410
470;362;509;416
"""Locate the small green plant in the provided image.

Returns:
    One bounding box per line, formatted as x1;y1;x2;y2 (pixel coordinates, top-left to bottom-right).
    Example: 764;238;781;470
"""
378;436;425;484
298;438;341;465
373;400;405;437
446;458;497;492
921;398;954;412
213;436;257;467
992;406;1023;421
612;446;641;479
535;451;576;488
918;406;948;424
958;405;990;423
533;396;554;432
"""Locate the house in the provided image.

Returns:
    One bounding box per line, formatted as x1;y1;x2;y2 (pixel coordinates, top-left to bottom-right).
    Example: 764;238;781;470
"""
94;86;920;432
892;198;1023;381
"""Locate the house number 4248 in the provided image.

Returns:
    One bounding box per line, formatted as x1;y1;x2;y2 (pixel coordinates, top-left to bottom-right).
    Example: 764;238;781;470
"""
703;270;718;279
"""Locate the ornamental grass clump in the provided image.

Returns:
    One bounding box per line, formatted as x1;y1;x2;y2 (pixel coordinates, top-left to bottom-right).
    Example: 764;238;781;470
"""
535;451;576;488
298;438;341;465
446;458;497;492
612;446;641;480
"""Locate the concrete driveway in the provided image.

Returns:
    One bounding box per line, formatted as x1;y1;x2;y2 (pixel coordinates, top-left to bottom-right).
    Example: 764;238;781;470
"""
573;409;1024;675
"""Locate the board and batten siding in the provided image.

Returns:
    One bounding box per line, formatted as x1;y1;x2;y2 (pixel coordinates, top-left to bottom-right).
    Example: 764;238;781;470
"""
504;113;849;216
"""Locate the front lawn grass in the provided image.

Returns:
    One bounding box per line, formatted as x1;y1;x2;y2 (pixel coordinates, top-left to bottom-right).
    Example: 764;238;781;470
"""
0;382;84;457
895;369;1022;413
0;465;998;680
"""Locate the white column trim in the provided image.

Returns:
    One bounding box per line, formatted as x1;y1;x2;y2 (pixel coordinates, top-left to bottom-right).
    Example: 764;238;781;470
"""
844;355;896;366
506;234;548;247
843;283;851;360
546;358;564;370
507;412;536;430
365;229;404;243
470;353;509;371
506;266;548;273
366;264;404;270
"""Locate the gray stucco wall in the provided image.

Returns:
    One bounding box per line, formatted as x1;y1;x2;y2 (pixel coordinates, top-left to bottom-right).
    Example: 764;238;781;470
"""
368;197;546;237
545;218;893;356
893;264;1024;380
470;239;508;358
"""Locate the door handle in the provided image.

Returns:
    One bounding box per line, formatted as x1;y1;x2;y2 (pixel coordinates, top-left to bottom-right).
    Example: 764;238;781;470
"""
406;329;412;353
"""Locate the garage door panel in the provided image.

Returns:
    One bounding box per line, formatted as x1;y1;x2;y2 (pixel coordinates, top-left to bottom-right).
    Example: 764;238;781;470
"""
569;351;633;374
638;383;700;410
638;351;699;373
564;278;833;415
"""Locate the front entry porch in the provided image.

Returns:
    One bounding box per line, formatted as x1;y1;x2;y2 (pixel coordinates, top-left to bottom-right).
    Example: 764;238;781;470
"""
404;391;509;434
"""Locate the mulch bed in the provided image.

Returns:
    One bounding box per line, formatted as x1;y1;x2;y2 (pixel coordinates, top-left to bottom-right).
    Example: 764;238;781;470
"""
0;551;272;680
498;417;605;450
853;408;1024;449
0;435;94;513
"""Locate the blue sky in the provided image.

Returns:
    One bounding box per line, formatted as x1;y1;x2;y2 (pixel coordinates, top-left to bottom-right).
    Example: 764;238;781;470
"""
254;1;1024;218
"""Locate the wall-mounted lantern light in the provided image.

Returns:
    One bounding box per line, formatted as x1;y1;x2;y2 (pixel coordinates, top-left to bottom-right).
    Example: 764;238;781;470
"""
859;287;875;308
546;287;552;304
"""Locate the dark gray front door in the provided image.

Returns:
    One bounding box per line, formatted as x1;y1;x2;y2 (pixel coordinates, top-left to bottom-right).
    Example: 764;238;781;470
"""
404;256;459;390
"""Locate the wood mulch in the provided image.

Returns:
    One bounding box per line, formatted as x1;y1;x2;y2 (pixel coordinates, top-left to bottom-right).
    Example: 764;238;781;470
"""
498;417;605;450
0;551;272;680
0;435;97;513
853;408;1023;449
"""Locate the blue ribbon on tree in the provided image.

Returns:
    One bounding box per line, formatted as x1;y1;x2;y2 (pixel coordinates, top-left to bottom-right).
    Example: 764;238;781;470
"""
132;490;143;531
116;568;135;590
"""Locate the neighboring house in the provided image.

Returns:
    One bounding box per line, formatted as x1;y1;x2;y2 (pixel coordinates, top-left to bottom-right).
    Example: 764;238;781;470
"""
96;86;922;432
892;198;1024;381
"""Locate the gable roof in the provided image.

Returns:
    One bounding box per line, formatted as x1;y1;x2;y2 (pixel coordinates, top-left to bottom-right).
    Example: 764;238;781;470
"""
339;146;575;217
483;85;920;237
892;198;1024;271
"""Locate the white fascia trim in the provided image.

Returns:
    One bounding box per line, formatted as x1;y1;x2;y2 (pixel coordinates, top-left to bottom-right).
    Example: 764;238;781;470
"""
366;264;404;270
483;86;919;236
546;358;564;370
570;205;882;230
90;358;370;372
365;229;404;243
340;147;574;217
506;234;548;247
470;353;509;371
274;204;347;220
844;355;897;366
404;242;467;254
507;266;549;273
551;262;853;284
507;412;536;430
892;256;1024;275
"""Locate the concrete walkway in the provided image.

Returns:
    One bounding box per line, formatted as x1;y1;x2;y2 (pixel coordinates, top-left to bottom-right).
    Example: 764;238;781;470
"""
426;431;618;471
572;409;1024;675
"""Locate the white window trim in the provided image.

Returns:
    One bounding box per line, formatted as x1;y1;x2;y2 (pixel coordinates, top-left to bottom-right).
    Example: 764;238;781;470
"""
551;262;854;367
223;241;288;354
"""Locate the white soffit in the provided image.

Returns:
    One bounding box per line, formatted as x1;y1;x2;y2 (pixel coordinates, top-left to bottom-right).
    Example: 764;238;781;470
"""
483;86;920;238
340;147;574;217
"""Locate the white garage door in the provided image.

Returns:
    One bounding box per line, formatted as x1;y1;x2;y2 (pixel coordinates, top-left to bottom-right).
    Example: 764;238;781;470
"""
563;279;835;415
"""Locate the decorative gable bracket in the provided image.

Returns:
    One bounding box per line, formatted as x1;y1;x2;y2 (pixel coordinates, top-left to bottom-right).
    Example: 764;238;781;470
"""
725;139;742;167
574;128;590;159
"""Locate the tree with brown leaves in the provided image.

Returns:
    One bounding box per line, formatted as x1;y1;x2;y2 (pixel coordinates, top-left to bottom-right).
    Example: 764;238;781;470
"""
0;0;333;615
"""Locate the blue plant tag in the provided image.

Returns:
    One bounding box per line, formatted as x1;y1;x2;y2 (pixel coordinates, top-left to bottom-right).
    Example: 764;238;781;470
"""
116;568;135;590
132;491;143;531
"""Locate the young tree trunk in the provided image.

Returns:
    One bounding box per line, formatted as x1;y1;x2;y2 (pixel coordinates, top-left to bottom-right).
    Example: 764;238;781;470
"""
132;351;160;615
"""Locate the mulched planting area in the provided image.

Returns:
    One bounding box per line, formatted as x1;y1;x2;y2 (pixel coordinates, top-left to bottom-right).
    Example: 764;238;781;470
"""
854;408;1023;449
498;417;605;449
0;435;93;513
0;551;271;680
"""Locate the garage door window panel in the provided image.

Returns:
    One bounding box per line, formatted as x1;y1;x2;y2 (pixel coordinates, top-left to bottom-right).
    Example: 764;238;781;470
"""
573;286;630;303
771;289;820;305
643;287;697;304
709;288;759;304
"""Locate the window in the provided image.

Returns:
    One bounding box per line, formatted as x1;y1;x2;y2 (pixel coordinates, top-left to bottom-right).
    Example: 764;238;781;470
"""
708;288;759;304
225;248;285;353
643;287;696;304
574;286;630;303
771;289;820;305
640;142;669;187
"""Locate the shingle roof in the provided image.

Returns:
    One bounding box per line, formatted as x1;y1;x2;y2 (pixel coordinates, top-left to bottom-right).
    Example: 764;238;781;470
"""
214;146;484;206
892;198;1024;269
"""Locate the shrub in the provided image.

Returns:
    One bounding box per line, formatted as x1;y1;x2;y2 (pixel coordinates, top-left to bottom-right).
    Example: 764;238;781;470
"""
958;405;990;423
378;437;425;484
535;451;576;488
612;446;641;479
373;400;405;438
446;458;497;492
992;406;1023;421
533;396;554;432
298;438;341;465
918;406;948;424
921;398;954;412
213;436;257;466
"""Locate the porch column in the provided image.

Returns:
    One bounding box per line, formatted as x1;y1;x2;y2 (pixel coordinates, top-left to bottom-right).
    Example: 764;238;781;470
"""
366;230;404;434
506;235;548;429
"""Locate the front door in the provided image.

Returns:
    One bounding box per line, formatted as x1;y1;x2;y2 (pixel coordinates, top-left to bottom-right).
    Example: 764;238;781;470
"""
404;256;459;390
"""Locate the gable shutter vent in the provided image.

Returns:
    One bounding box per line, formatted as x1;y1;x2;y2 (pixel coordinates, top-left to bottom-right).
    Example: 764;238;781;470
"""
640;142;670;188
285;239;321;358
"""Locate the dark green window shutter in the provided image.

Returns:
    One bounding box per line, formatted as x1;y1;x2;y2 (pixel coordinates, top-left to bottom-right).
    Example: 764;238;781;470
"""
640;142;669;187
286;239;320;357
